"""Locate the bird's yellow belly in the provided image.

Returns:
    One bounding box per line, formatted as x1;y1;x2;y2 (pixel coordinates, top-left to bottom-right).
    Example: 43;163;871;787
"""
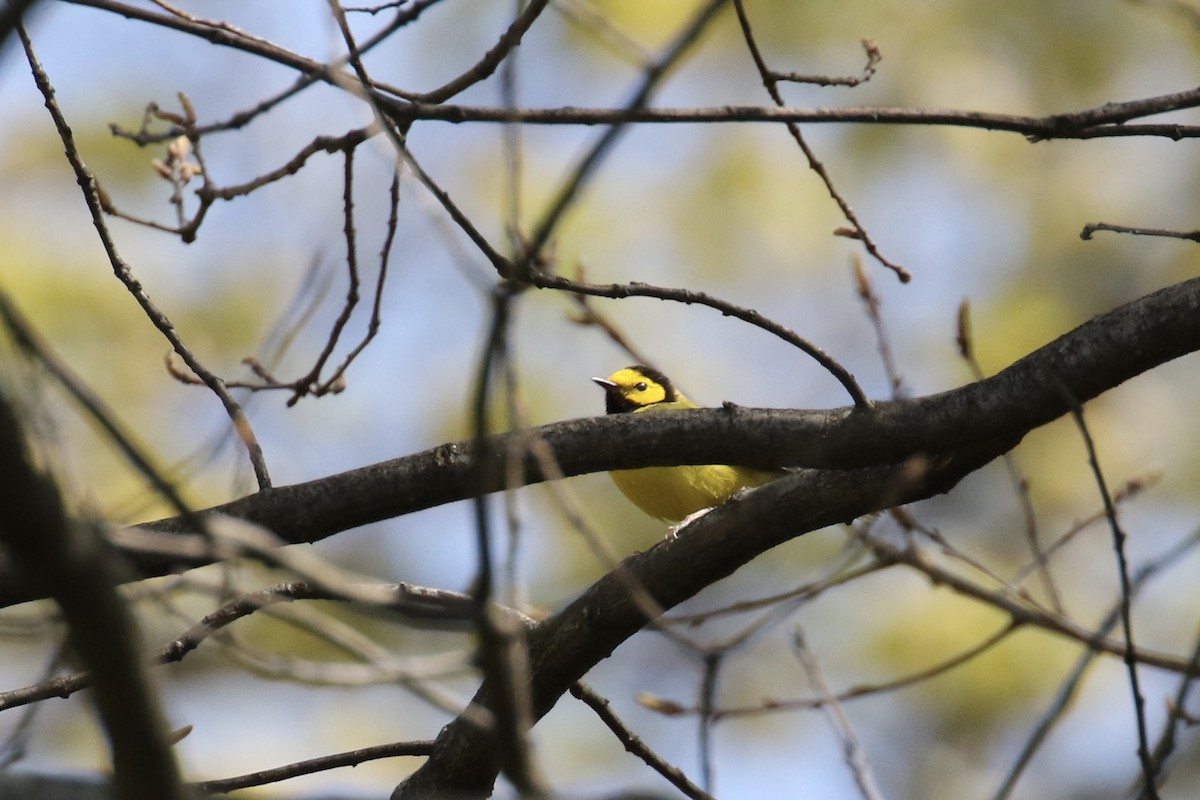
610;463;776;523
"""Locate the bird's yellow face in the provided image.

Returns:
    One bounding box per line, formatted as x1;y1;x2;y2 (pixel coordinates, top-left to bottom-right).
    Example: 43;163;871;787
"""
592;365;677;414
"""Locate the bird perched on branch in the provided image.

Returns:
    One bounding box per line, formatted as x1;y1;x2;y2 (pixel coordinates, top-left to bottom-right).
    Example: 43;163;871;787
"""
592;365;783;529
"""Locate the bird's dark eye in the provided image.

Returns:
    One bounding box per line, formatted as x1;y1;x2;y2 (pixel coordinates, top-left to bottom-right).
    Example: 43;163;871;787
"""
635;382;647;391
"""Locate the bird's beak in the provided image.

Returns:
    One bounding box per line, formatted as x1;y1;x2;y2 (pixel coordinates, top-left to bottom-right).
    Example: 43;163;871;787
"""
591;377;617;389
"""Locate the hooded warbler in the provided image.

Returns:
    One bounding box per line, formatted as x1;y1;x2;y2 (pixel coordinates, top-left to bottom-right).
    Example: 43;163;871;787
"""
592;365;782;524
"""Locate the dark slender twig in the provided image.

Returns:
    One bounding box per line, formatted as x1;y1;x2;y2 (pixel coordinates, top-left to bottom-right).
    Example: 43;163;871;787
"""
107;0;445;145
289;148;362;404
196;739;436;793
1009;473;1158;588
772;39;882;87
697;653;721;793
64;0;415;102
203;127;374;202
571;682;716;800
111;77;314;144
391;138;514;275
666;558;885;626
62;0;1200;146
1060;391;1157;797
864;533;1195;675
500;0;525;245
0;579;478;712
531;271;871;409
1081;220;1200;242
317;168;398;391
993;528;1200;800
108;112;373;244
402;0;552;103
1137;618;1200;799
565;274;656;366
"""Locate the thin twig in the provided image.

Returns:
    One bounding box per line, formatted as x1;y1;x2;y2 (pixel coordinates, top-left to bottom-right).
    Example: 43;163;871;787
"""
772;39;882;87
571;682;716;800
1081;220;1200;242
401;0;552;104
1138;620;1200;798
531;271;872;409
852;255;905;398
793;628;886;800
994;527;1200;800
196;739;436;793
648;621;1018;721
1009;472;1159;587
19;27;272;488
1060;390;1157;797
697;652;721;794
565;271;656;366
866;536;1191;675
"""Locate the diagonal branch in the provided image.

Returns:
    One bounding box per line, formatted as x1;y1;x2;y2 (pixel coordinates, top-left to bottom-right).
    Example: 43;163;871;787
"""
390;438;1011;798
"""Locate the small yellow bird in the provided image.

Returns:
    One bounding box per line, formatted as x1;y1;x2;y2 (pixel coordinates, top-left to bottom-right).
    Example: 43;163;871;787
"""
592;365;782;525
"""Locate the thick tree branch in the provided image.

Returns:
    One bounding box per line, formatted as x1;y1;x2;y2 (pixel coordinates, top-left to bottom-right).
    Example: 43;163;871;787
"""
0;277;1196;610
391;439;1011;798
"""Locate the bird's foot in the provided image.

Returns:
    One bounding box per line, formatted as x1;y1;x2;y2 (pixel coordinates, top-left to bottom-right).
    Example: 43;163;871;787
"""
666;506;713;539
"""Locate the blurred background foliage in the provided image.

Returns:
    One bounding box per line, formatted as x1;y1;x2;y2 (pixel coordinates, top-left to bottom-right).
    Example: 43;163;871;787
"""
2;1;1200;798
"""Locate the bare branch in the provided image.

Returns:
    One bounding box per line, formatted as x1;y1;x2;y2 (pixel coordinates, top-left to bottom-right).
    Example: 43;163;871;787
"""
197;739;436;794
570;682;715;800
1060;389;1157;796
20;28;272;488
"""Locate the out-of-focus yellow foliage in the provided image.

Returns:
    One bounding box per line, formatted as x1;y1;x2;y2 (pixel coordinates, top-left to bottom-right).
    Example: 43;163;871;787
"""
971;290;1082;380
866;587;1074;740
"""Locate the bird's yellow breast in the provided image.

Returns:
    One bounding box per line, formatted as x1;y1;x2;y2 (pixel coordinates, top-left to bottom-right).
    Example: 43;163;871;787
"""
609;462;779;523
